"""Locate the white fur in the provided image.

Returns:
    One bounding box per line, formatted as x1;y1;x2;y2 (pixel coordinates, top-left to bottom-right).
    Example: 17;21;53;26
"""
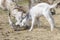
20;3;57;31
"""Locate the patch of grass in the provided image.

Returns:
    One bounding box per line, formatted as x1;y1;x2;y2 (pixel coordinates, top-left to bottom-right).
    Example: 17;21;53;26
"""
17;0;28;5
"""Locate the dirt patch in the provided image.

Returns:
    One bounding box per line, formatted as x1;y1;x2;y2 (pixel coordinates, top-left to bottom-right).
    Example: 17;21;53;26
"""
0;2;60;40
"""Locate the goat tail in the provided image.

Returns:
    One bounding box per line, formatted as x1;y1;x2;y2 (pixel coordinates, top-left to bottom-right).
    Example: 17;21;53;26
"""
50;2;60;9
50;4;57;8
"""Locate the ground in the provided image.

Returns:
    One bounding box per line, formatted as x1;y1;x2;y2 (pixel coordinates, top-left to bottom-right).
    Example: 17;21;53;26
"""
0;1;60;40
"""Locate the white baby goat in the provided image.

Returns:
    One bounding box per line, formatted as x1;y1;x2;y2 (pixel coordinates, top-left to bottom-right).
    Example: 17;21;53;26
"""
0;0;26;29
1;0;26;27
20;2;59;31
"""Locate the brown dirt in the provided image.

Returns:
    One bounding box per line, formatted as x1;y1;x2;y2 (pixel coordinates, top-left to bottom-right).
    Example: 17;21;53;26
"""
0;4;60;40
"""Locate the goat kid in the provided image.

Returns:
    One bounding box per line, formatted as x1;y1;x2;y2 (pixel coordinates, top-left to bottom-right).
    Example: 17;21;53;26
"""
1;0;26;27
8;6;26;28
20;3;59;31
0;0;26;29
